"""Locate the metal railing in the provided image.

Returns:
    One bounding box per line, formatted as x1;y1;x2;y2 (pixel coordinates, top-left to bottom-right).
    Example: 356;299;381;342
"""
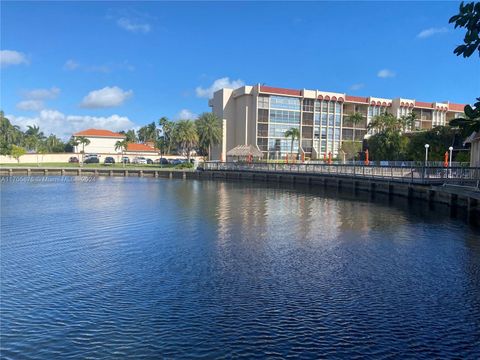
203;162;480;186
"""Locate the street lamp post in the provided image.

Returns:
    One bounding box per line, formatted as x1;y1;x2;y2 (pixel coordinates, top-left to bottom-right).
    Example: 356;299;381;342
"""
424;144;430;165
448;146;453;167
424;144;430;179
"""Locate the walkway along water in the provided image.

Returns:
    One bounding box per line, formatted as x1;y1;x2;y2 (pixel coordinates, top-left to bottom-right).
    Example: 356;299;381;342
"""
1;163;479;223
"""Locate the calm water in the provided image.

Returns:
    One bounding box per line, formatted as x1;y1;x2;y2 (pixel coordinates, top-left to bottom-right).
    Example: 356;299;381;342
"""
1;176;480;359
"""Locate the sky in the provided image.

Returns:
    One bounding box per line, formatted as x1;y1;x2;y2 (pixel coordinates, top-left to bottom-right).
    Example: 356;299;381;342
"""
1;1;478;139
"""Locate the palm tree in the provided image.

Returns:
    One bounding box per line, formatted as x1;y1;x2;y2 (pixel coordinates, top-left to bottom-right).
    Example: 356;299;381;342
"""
159;117;174;154
173;120;198;162
195;112;222;161
348;112;364;128
76;136;91;163
115;139;129;167
367;113;402;133
284;127;300;160
25;125;45;152
450;98;480;136
399;112;418;132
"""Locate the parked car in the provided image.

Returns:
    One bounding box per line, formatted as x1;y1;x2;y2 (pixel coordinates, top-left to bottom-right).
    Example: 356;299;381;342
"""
104;157;115;165
154;158;170;165
121;156;130;164
84;156;99;164
169;158;183;165
146;158;153;164
132;157;147;164
68;156;79;163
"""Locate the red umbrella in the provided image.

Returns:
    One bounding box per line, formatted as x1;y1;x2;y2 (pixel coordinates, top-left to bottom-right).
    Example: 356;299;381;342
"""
444;151;449;168
365;149;370;166
328;152;332;164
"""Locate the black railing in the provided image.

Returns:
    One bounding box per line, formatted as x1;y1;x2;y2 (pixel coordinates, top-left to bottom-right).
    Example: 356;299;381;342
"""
204;162;480;186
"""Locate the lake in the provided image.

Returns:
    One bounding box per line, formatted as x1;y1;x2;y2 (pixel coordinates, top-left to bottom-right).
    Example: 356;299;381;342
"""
1;176;479;359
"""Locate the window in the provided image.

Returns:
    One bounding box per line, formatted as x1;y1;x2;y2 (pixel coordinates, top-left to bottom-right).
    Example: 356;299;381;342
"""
335;114;341;126
258;109;269;122
321;114;327;125
303;99;314;112
270;96;301;110
321;128;327;139
303;112;313;125
322;101;328;112
315;101;322;112
335;102;341;114
342;128;354;140
328;114;334;127
257;123;268;137
270;109;301;124
302;127;313;139
258;95;269;109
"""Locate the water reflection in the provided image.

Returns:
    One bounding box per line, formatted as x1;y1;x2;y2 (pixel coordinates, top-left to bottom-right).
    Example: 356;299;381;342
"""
1;176;479;359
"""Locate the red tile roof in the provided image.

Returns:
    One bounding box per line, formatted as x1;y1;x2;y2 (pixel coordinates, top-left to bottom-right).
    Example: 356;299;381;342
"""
74;129;125;138
345;95;369;103
126;143;157;152
449;103;465;112
260;85;302;96
415;101;432;108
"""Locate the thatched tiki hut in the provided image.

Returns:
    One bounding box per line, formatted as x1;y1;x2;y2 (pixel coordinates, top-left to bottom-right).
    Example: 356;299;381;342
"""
226;145;263;162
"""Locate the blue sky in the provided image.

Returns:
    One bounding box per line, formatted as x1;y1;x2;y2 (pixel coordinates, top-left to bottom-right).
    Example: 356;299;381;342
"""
1;1;478;138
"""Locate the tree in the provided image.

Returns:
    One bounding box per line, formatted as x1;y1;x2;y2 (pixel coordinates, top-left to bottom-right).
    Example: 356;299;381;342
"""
25;125;45;152
159;117;175;154
348;112;364;128
115;140;129;167
119;129;137;142
0;111;24;154
367;132;409;161
406;126;461;161
173;120;198;162
138;122;157;143
76;136;90;163
195;112;222;161
339;141;362;161
449;2;480;58
44;134;65;153
284;127;300;160
10;145;26;163
399;112;418;132
367;113;402;133
449;98;480;136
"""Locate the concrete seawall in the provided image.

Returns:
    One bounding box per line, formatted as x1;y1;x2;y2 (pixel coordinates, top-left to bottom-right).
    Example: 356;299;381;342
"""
1;167;479;223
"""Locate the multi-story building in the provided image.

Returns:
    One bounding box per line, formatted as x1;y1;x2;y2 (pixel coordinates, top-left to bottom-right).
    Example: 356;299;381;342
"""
208;84;465;160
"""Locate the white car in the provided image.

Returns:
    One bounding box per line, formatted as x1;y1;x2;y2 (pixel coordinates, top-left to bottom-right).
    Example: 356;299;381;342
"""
132;157;147;164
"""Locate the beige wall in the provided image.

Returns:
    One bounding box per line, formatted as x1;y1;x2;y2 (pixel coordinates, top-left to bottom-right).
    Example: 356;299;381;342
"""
74;136;124;154
471;140;480;167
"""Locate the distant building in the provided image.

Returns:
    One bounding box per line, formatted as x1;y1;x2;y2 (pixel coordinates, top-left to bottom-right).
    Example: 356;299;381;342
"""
208;84;465;160
73;129;125;154
73;128;159;158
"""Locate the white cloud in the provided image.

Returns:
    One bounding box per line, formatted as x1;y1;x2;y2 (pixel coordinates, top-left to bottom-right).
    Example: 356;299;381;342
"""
16;100;44;111
117;17;151;33
23;87;60;100
176;109;198;120
196;77;245;98
377;69;396;78
417;27;448;39
349;83;364;91
63;59;79;70
80;86;133;108
0;50;28;67
8;109;136;139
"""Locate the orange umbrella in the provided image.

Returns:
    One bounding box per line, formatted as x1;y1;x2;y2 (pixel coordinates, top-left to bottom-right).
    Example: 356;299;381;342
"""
444;151;449;167
328;152;332;164
365;149;370;166
323;152;327;162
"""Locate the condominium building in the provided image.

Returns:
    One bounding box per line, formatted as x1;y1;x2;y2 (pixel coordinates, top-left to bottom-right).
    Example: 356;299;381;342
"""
208;84;465;160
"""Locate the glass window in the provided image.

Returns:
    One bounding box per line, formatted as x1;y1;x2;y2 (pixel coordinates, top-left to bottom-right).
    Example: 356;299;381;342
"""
321;114;327;125
315;101;322;112
322;101;328;112
303;99;314;112
335;114;341;126
269;109;301;124
328;114;334;127
270;96;301;110
335;102;341;114
258;109;269;122
258;95;269;109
